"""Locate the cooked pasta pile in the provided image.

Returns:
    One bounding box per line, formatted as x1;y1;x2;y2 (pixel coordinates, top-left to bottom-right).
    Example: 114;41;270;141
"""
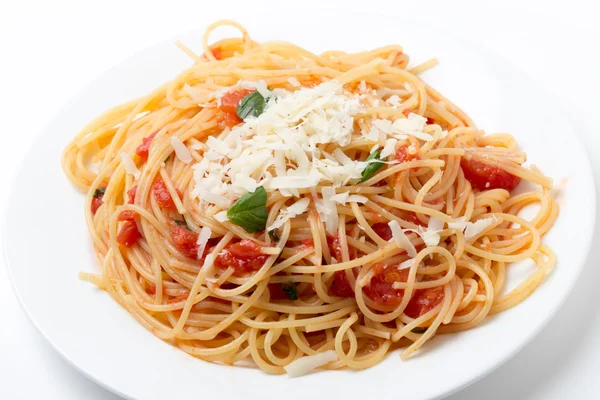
62;20;557;376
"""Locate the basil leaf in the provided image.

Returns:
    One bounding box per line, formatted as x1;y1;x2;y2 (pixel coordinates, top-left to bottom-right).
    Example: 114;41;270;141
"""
268;229;280;242
358;149;385;183
411;327;427;334
93;187;106;198
227;187;268;233
237;91;267;120
281;283;298;300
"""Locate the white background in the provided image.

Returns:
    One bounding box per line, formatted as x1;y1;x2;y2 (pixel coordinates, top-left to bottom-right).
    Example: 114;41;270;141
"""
1;0;599;399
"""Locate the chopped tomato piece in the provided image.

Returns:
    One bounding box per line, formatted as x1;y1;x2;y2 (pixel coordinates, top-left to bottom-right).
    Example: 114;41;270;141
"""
91;197;103;214
214;239;268;275
117;221;141;247
327;235;343;261
220;89;254;110
170;226;199;259
127;186;137;204
327;234;357;262
330;271;355;298
152;180;181;210
404;286;445;318
396;145;419;164
372;223;392;241
217;89;254;128
118;210;137;222
211;47;222;60
405;212;426;227
363;264;409;307
460;158;521;191
135;131;158;160
363;263;445;314
372;179;388;187
426;117;435;125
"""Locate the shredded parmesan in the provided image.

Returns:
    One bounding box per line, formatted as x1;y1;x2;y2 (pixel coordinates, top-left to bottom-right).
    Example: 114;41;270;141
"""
120;152;141;179
267;198;310;231
448;216;497;240
284;350;338;377
213;211;229;222
170;137;193;164
196;227;212;259
388;220;417;257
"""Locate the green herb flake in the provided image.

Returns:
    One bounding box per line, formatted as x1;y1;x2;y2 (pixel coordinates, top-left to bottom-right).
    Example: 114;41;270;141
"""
281;283;298;300
93;187;107;198
226;187;268;233
358;149;385;183
174;220;188;227
237;91;267;120
411;327;428;334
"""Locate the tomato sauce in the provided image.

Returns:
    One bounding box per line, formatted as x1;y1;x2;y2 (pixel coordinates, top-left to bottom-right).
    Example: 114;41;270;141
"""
396;144;419;164
460;158;521;191
170;226;199;259
217;89;254;128
213;239;268;276
116;221;141;247
135;131;158;160
118;210;137;222
91;197;103;214
153;180;181;210
372;222;392;241
127;186;137;204
330;271;355;298
362;263;445;316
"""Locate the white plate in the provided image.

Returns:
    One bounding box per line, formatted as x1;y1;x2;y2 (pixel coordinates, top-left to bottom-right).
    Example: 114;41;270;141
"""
4;11;596;400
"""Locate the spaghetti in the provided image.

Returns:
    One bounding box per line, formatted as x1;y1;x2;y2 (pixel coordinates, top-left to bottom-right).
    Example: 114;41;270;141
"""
62;20;557;376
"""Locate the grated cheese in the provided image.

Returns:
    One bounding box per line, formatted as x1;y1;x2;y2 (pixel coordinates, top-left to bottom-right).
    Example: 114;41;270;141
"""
448;216;497;240
388;220;417;257
170;137;193;164
284;350;338;377
196;227;212;259
213;211;229;222
267;197;310;231
120;152;141;180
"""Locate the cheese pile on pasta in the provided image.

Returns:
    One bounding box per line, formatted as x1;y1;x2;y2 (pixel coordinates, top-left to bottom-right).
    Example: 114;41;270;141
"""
62;20;557;376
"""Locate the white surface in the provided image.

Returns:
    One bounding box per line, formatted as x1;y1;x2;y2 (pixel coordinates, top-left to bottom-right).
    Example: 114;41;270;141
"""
4;9;595;400
0;1;599;399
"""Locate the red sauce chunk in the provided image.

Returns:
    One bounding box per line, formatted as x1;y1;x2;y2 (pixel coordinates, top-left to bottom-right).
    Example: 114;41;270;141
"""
330;271;355;298
127;186;137;204
91;196;103;215
363;264;409;307
396;145;419;164
117;221;141;247
460;158;521;191
404;286;445;319
153;180;181;210
211;47;222;60
170;226;199;259
118;210;137;222
214;239;268;276
372;223;392;241
135;131;158;160
268;283;288;300
363;263;445;316
217;89;254;128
